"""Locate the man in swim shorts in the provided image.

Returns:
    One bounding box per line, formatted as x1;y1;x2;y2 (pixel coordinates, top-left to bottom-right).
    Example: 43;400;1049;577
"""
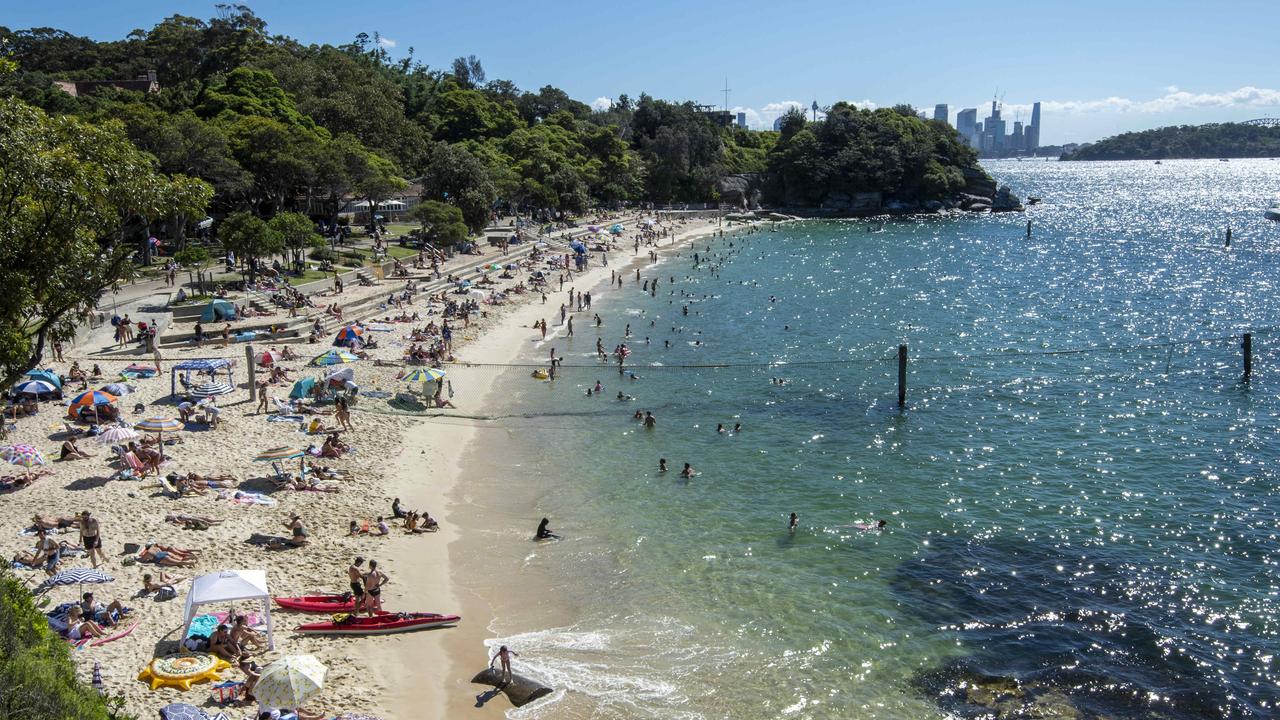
347;557;365;608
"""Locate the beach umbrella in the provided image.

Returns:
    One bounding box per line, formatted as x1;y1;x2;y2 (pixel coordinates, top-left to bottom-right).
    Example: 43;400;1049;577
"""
159;704;211;720
333;325;365;346
134;416;184;461
587;225;600;233
68;391;117;419
288;377;317;400
191;381;233;398
323;367;355;384
13;379;57;396
311;349;359;366
25;369;61;388
95;426;139;446
2;444;47;474
609;223;624;234
254;654;327;709
100;383;135;396
455;279;471;288
403;367;447;383
258;350;280;367
35;567;113;594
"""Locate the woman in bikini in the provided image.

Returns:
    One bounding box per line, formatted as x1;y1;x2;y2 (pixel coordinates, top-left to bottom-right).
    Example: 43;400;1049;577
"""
65;606;109;640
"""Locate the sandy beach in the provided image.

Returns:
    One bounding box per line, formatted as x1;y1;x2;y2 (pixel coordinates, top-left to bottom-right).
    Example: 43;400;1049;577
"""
2;213;728;719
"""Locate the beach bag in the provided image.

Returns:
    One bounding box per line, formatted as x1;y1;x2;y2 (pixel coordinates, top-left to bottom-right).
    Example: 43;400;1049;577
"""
212;680;244;704
110;315;120;327
155;586;177;601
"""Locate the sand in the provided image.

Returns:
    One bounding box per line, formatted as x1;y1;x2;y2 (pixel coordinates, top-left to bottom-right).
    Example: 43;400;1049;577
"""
1;213;729;718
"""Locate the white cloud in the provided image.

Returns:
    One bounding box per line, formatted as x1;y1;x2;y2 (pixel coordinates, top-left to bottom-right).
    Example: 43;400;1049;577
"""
1003;85;1280;116
377;37;396;48
590;96;613;112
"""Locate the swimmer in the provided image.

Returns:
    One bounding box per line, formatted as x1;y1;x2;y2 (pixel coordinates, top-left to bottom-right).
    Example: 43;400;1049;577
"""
680;463;695;478
534;517;559;540
734;423;742;433
789;513;798;533
716;423;725;434
659;458;668;473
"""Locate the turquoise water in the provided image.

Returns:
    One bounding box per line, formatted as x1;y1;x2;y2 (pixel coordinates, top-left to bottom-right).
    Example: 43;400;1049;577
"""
484;159;1280;719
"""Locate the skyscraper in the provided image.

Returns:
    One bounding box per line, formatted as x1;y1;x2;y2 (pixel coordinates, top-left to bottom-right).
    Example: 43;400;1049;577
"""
956;108;978;147
1026;102;1042;151
736;112;747;129
983;100;1006;153
933;104;949;124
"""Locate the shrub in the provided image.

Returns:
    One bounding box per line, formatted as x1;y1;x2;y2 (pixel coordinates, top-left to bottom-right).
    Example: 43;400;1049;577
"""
309;247;338;262
0;569;120;719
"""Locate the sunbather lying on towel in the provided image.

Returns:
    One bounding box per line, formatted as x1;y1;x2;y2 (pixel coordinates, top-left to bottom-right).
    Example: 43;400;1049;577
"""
141;571;184;596
138;543;198;567
30;514;79;530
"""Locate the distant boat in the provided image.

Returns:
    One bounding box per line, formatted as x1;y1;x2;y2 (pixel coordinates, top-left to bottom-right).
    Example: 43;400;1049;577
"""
1154;160;1162;165
1220;158;1230;162
1266;199;1280;221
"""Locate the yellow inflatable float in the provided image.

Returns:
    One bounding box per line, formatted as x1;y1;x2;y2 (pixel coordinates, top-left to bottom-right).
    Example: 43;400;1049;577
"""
531;369;550;380
138;653;231;690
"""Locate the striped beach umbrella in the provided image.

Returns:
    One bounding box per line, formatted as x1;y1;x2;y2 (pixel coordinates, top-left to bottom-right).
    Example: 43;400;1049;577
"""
35;567;114;594
95;426;140;446
134;416;184;461
253;654;327;709
311;349;359;366
68;390;117;416
190;381;233;398
254;446;304;461
13;379;57;396
403;367;446;383
2;444;47;474
100;382;135;396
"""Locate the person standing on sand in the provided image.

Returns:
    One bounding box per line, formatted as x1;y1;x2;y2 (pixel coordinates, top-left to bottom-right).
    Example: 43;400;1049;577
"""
256;385;271;415
347;557;366;611
79;511;104;568
492;645;519;684
334;396;352;431
363;560;388;615
539;319;546;340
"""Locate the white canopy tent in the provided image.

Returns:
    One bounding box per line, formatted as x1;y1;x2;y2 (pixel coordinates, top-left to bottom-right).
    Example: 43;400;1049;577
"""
182;569;275;649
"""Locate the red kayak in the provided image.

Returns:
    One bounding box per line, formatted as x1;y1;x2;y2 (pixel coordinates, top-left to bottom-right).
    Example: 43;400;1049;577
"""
274;595;357;613
295;611;461;636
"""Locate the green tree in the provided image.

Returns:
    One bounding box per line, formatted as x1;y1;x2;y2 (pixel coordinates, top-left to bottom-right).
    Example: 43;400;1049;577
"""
419;142;495;232
269;211;323;266
351;152;407;228
0;569;113;720
0;98;209;387
411;200;468;249
218;210;282;282
174;245;211;295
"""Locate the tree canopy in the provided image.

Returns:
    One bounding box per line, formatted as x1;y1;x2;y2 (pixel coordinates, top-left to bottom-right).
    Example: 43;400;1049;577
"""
1061;123;1280;161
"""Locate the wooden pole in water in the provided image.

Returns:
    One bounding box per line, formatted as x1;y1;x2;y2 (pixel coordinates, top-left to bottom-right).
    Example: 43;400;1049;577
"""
1242;333;1252;383
897;344;908;408
246;344;256;402
1026;220;1032;239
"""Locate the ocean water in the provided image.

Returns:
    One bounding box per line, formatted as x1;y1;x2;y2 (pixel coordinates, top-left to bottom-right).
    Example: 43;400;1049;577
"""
475;159;1280;719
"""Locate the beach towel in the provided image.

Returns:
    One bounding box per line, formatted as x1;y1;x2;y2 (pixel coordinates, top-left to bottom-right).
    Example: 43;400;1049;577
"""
266;415;304;423
359;390;392;399
186;614;219;639
219;490;277;506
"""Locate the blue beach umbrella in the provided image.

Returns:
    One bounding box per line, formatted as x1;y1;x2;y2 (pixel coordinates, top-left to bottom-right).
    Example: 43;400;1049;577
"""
25;369;61;388
13;379;57;396
609;223;624;234
403;367;446;383
333;325;365;346
288;377;316;400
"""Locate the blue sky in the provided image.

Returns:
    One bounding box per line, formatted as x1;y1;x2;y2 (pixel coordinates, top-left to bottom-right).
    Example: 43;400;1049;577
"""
7;0;1280;143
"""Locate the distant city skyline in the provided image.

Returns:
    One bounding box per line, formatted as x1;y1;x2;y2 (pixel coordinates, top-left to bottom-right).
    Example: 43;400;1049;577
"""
6;0;1280;144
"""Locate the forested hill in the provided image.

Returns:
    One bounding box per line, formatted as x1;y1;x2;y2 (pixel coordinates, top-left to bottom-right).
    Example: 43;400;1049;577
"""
0;6;994;220
1062;123;1280;161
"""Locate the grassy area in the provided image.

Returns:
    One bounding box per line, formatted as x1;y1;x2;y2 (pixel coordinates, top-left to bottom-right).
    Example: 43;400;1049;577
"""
169;294;213;306
386;245;417;258
287;268;334;286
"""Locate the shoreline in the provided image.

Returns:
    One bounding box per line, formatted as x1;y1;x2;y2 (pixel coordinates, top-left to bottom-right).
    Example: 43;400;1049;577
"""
366;216;733;718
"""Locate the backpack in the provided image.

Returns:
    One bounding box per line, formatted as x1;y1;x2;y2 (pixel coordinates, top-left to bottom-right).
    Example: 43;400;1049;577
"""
110;315;120;327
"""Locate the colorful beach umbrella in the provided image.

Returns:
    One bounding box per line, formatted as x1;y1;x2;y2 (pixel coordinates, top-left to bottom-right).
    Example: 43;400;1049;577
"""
333;325;365;346
609;223;624;234
2;444;47;474
35;567;113;594
257;350;280;367
324;367;355;384
403;367;447;383
13;379;57;396
190;381;233;398
312;349;360;366
69;390;117;409
95;426;139;446
254;654;327;709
